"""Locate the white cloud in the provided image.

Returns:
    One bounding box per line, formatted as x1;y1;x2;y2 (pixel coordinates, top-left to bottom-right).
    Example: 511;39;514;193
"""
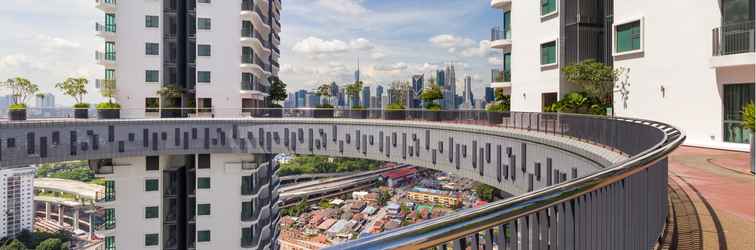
33;35;81;49
460;40;495;58
370;52;386;60
429;34;475;48
292;36;350;54
280;64;297;73
415;63;440;73
349;38;375;51
374;62;408;71
316;0;368;16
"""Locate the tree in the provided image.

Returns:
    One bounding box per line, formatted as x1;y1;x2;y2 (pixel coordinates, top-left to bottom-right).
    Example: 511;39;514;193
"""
98;79;117;105
316;84;332;97
377;190;392;206
419;84;443;110
34;239;62;250
561;59;623;106
157;85;183;107
0;239;27;250
743;102;755;132
475;183;496;202
389;81;411;107
268;76;288;106
345;81;364;108
55;78;88;106
2;77;39;108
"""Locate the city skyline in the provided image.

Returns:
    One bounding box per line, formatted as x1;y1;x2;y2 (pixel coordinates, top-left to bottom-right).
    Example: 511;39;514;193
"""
0;0;499;105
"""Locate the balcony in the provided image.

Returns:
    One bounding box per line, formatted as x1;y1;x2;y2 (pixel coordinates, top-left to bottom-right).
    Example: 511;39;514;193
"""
95;0;117;12
241;0;270;32
711;21;755;68
491;69;511;89
95;22;116;40
490;26;512;50
490;0;511;9
96;50;116;68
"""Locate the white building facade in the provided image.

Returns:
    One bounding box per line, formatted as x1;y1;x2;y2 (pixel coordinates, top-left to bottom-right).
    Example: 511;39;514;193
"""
490;0;755;151
94;0;282;249
0;166;36;239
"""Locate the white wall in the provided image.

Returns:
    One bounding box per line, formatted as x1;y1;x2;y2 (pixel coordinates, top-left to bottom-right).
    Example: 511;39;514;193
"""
109;156;163;250
509;1;561;112
115;0;162;118
612;0;755;151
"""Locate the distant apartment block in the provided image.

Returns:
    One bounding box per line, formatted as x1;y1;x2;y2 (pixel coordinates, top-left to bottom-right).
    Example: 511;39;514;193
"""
0;166;36;239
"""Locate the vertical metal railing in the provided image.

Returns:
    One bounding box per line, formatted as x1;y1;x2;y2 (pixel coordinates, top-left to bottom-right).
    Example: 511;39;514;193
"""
713;20;756;56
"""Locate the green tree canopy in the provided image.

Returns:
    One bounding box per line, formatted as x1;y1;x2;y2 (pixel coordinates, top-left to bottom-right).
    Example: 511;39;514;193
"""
316;84;332;97
268;76;288;103
98;79;117;104
419;84;443;110
55;78;88;105
34;238;62;250
2;77;39;107
0;240;27;250
743;102;755;131
345;81;364;100
562;59;621;106
475;183;496;202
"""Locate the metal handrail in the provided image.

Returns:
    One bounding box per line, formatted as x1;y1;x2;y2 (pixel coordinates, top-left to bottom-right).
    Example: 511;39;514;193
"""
327;115;684;249
712;20;755;56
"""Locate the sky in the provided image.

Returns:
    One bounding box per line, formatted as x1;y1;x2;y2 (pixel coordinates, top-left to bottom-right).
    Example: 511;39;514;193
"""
0;0;503;105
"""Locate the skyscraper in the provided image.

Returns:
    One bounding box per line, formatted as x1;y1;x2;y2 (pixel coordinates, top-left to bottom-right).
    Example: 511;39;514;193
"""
463;76;474;109
436;69;446;87
485;87;495;103
362;86;371;108
376;85;384;108
442;64;457;109
355;58;361;83
35;93;55;109
411;75;424;108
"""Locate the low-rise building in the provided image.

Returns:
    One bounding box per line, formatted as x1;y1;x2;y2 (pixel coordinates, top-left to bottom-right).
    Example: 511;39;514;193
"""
381;167;417;187
407;187;462;208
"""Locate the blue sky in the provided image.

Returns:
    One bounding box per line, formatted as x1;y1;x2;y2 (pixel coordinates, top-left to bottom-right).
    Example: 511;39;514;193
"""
0;0;503;105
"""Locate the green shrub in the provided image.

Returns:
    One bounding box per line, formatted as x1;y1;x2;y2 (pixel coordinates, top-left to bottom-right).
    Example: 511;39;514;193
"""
544;91;607;115
8;103;26;110
96;102;121;109
73;103;90;109
486;101;509;112
425;103;442;111
0;239;27;250
34;238;62;250
317;103;334;109
743;102;755;132
386;103;405;110
351;105;365;110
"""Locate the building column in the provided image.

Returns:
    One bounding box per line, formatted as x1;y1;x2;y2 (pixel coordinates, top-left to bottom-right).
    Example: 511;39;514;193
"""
58;204;63;225
73;207;80;230
45;202;50;220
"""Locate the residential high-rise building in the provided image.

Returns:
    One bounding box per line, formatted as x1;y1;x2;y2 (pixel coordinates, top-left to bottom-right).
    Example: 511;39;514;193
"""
436;69;445;87
330;81;340;97
462;76;474;109
375;85;384;108
0;166;35;239
489;0;755;150
94;0;282;249
295;89;307;108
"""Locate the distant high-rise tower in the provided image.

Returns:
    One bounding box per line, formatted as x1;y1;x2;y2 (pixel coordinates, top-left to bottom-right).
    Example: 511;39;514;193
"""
355;57;361;83
0;166;35;240
443;64;457;109
362;86;370;108
463;76;474;109
376;85;384;108
411;75;424;108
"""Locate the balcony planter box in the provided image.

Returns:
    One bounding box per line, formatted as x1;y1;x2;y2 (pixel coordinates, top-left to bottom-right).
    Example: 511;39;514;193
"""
313;109;334;118
423;111;442;122
349;109;368;119
74;109;89;119
384;110;406;120
8;109;26;121
97;109;120;119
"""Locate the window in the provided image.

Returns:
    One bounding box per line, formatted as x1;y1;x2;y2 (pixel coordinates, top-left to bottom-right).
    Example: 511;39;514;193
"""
145;206;159;219
145;233;159;246
105;42;116;60
242;47;253;64
198;230;211;242
145;179;159;191
615;20;642;54
146;70;160;83
198;0;211;3
145;43;160;55
197;71;211;83
197;204;211;215
104;208;116;229
198;44;211;56
541;0;557;16
105;236;115;250
198;154;210;169
197;177;211;189
198;98;213;112
145;98;160;113
105;14;116;32
146;16;159;28
198;18;211;30
724;83;755;143
540;41;557;65
146;156;159;171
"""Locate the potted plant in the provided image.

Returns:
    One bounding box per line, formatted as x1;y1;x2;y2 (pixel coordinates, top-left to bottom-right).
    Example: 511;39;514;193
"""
742;102;755;174
486;89;511;125
2;77;38;121
157;85;183;118
311;83;334;118
419;84;444;121
345;81;367;119
56;77;90;119
267;76;288;117
384;103;406;120
96;79;121;119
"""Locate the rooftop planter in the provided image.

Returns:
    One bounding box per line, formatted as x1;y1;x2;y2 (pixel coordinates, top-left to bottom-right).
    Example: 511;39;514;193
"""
2;77;38;121
96;102;121;119
313;104;334;118
383;103;406;120
8;104;27;121
74;103;91;119
349;106;368;119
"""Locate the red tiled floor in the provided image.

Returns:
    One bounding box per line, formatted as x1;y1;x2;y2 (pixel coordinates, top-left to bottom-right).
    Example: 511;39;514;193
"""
669;146;755;222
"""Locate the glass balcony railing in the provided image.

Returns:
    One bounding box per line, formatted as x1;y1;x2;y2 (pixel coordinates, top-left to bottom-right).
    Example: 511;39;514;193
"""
713;20;755;56
96;22;116;33
96;51;116;61
491;69;511;82
491;26;511;41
